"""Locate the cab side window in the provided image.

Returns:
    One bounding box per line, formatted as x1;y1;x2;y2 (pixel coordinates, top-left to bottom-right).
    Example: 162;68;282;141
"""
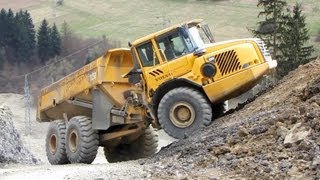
157;32;187;61
136;42;159;67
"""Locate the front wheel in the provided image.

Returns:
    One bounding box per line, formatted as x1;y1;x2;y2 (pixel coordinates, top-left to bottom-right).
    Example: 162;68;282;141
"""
157;87;212;139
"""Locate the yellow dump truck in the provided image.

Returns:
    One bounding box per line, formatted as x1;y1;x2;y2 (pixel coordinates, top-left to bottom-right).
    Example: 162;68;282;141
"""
37;19;277;165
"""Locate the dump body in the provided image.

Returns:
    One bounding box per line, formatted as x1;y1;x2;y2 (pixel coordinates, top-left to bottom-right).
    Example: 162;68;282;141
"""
37;48;137;122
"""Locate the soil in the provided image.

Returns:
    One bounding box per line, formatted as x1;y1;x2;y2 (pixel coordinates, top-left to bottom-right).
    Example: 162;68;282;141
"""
143;59;320;179
0;59;319;179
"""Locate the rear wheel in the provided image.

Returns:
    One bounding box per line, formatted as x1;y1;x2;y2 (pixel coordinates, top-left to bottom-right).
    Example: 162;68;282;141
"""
66;116;98;164
104;126;158;163
157;87;212;139
46;120;69;165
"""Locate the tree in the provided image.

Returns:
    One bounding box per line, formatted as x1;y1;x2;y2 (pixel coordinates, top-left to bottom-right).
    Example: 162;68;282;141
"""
251;0;287;59
0;9;7;47
50;23;61;57
3;9;18;64
12;10;36;63
60;21;73;56
37;19;52;63
278;3;315;77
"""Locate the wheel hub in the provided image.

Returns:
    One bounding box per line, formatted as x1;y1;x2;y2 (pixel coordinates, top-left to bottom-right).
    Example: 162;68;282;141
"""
69;129;78;153
169;102;195;128
49;134;57;154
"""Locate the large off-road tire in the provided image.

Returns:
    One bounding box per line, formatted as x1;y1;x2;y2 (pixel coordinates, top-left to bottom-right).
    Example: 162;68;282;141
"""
66;116;99;164
46;120;69;165
104;126;158;163
158;87;212;139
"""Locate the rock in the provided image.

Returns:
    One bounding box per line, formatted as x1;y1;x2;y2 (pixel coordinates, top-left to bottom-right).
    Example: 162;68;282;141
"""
225;153;235;161
290;122;302;132
250;126;268;135
284;130;311;145
260;160;270;167
287;166;301;176
277;125;289;138
312;158;320;166
232;145;248;155
264;167;272;173
298;106;306;115
306;112;317;120
277;154;288;161
278;161;292;171
238;126;249;137
297;140;312;151
212;146;231;156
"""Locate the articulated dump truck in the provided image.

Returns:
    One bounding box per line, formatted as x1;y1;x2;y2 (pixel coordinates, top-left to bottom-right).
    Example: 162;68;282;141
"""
37;19;277;165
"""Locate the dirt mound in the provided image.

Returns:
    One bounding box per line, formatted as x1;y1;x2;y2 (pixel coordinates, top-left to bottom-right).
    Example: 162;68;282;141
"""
0;106;38;166
144;59;320;179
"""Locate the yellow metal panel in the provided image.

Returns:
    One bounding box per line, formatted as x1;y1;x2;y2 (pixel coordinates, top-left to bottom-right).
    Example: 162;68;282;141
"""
37;48;135;121
203;62;269;102
39;59;102;112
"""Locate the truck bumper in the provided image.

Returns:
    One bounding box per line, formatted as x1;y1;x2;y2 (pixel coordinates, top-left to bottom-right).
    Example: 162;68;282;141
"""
203;61;276;103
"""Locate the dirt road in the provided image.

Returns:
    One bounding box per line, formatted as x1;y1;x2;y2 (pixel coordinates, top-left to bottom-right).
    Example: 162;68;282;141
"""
0;93;175;179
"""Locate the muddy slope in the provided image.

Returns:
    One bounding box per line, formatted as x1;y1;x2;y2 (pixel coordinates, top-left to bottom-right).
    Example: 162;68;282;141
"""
144;59;320;179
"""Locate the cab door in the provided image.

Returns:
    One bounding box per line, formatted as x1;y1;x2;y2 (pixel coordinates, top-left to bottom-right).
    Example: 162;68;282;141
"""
134;41;173;99
156;31;193;78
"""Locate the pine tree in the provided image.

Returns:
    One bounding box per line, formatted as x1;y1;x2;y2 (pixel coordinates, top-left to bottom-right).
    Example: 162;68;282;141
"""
278;3;315;77
22;10;36;60
251;0;287;59
0;9;6;67
3;8;18;63
50;23;61;57
0;9;7;47
12;10;36;63
60;21;73;56
37;19;52;63
5;9;15;49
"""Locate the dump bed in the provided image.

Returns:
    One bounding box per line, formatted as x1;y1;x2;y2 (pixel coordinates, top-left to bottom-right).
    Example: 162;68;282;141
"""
37;48;135;122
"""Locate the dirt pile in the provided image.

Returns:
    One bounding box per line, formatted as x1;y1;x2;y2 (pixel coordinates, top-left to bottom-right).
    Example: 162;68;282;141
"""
0;106;38;166
144;59;320;179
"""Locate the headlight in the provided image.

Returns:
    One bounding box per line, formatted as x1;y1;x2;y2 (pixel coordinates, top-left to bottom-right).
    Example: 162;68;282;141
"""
201;63;216;78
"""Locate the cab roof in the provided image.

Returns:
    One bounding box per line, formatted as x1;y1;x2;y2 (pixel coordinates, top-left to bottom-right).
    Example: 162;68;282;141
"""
131;19;203;46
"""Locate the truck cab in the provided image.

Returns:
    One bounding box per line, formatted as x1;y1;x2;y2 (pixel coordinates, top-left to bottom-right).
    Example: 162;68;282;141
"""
130;19;277;138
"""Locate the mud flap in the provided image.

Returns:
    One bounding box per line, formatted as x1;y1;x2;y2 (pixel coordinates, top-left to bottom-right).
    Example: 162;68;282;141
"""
92;89;113;130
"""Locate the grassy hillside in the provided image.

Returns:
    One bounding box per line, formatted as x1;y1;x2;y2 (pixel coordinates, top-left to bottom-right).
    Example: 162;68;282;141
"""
3;0;320;50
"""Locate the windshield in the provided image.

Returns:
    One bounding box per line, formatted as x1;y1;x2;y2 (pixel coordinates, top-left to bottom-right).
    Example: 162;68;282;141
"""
189;27;205;48
188;24;214;49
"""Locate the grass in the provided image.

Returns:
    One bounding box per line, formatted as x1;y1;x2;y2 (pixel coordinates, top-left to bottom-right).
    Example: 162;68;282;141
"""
11;0;320;54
